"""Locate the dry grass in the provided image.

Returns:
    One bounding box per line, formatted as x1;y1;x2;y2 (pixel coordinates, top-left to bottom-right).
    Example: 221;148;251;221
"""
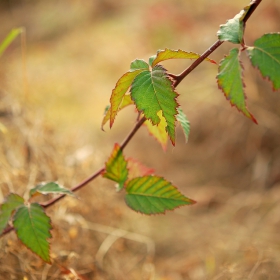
0;0;280;279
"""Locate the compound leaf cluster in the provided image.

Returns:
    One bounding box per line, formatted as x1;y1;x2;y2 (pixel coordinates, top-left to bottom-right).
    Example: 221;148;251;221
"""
103;48;214;147
2;2;280;265
0;183;73;262
217;5;280;123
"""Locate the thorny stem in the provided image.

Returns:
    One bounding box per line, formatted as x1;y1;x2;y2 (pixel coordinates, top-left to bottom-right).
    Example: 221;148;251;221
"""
0;0;262;238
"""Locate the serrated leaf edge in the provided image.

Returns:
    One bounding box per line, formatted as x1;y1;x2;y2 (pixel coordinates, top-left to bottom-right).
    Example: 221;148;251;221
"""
217;48;257;124
246;33;280;91
124;175;196;215
13;203;52;264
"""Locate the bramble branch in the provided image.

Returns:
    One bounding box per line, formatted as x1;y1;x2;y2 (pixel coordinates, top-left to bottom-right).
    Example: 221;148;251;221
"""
0;0;262;238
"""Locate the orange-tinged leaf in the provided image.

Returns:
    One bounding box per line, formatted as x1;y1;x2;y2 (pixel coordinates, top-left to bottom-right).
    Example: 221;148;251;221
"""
102;95;134;130
151;48;216;67
103;143;128;190
110;69;145;128
127;158;154;181
144;111;168;151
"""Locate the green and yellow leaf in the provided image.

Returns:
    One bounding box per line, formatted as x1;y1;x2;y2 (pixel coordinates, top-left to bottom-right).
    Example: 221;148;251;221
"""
102;95;134;130
103;143;128;190
151;48;216;67
110;68;145;128
144;111;168;151
125;175;196;215
131;65;179;145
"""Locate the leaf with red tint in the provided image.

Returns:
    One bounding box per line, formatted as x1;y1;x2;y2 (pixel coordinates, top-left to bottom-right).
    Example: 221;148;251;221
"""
217;48;257;123
110;60;148;128
150;48;216;67
102;95;134;130
103;143;128;190
126;158;154;181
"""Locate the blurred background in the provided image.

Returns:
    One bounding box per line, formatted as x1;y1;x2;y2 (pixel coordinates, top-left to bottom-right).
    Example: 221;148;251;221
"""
0;0;280;279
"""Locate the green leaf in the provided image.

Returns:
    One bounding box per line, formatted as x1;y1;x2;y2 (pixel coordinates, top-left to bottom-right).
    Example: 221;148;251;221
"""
0;194;24;235
125;175;195;215
0;28;23;57
247;33;280;90
103;143;128;190
151;48;216;67
13;203;52;263
130;59;149;70
102;95;134;130
144;111;168;151
131;65;179;145
29;182;74;198
217;6;251;44
176;108;190;142
217;48;257;123
110;69;145;128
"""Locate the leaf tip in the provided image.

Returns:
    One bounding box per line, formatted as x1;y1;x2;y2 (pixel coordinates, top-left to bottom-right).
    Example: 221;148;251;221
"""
250;113;258;124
